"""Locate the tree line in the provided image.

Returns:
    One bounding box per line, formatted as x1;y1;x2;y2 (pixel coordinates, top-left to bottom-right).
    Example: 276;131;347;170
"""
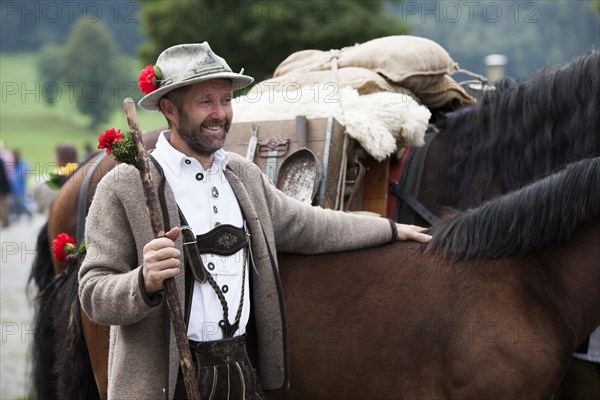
5;0;598;129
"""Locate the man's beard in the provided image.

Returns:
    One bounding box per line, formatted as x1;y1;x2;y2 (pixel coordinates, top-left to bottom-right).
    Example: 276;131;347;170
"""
177;108;230;155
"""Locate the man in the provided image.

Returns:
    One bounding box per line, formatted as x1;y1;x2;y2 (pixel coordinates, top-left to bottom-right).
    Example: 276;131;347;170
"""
0;155;10;227
8;149;33;221
55;143;78;166
78;42;431;399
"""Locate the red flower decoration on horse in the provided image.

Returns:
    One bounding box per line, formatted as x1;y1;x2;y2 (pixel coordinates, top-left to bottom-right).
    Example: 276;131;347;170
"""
52;233;77;264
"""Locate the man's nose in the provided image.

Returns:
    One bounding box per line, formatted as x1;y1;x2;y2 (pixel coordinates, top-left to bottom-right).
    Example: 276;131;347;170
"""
209;104;226;120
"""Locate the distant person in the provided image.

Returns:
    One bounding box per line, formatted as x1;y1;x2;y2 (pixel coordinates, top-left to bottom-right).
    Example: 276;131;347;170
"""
55;143;78;167
82;142;96;162
32;182;55;214
0;156;11;227
8;149;33;221
0;140;15;166
33;144;78;214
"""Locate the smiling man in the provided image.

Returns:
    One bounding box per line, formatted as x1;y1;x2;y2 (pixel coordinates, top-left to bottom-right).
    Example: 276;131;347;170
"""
78;42;431;400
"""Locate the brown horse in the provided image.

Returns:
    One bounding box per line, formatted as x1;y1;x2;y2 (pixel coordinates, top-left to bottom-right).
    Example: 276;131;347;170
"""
29;51;600;399
274;157;600;399
29;151;115;400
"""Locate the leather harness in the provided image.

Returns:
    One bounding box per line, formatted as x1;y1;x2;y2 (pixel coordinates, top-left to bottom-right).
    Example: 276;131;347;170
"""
388;132;439;226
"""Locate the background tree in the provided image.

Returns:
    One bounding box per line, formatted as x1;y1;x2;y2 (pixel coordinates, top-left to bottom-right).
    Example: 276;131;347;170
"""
0;0;143;53
137;0;409;82
37;44;64;105
59;19;130;129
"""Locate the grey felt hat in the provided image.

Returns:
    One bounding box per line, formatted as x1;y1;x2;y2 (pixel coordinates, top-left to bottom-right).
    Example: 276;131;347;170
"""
138;42;254;111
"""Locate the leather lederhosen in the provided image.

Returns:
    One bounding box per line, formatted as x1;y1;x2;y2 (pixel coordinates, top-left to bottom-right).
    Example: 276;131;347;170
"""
174;334;263;400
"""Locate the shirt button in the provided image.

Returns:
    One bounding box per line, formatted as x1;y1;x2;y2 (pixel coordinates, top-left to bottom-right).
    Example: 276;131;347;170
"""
213;206;218;213
214;222;221;227
211;187;219;197
221;285;229;293
207;262;215;271
185;159;191;165
195;172;204;181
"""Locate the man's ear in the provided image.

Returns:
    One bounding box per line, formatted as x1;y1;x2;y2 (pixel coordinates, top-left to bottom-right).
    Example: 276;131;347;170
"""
159;98;178;126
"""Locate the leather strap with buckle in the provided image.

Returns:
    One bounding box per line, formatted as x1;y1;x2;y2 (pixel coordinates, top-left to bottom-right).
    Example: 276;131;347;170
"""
177;208;248;283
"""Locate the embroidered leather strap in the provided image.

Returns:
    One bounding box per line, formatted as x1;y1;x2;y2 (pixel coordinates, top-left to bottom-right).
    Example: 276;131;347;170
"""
194;225;248;255
177;208;249;282
177;206;249;338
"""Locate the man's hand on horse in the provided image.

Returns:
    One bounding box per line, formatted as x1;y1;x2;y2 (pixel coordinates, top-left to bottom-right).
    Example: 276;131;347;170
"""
142;227;181;295
396;224;432;243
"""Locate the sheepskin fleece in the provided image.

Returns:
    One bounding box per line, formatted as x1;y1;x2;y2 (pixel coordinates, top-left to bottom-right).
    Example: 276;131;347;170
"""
233;84;430;161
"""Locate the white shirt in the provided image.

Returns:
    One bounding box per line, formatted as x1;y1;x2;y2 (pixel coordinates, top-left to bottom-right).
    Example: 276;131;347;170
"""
152;131;250;341
574;325;600;363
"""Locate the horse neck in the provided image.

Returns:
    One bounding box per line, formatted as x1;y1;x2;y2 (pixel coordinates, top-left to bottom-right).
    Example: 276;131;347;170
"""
540;218;600;343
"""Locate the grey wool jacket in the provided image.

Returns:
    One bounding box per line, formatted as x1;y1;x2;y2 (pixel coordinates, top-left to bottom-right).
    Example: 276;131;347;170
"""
79;152;395;399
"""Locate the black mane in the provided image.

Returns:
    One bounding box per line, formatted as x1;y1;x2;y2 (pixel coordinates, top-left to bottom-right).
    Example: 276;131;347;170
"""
427;157;600;261
440;51;600;207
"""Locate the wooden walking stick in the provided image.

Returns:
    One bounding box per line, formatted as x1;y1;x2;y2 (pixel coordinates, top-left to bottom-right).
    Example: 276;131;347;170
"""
123;98;201;400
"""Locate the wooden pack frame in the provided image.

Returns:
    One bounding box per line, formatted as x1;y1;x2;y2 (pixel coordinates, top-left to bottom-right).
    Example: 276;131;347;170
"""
225;117;389;216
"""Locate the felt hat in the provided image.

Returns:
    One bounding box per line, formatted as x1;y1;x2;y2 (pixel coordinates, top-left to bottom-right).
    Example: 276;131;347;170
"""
138;42;254;111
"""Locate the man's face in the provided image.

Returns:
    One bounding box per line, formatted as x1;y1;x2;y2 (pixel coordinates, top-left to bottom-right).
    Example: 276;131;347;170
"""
175;79;234;155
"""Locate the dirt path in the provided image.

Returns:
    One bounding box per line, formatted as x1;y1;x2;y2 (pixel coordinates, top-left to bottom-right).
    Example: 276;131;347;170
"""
1;213;46;399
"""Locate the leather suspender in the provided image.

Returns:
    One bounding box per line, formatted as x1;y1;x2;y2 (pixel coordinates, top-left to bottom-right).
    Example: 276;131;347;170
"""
177;207;249;338
178;208;209;284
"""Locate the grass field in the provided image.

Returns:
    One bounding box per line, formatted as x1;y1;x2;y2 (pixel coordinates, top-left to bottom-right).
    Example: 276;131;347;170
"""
0;53;167;179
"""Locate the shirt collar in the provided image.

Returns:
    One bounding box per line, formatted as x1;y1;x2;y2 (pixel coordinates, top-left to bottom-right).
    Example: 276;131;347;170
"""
154;130;229;176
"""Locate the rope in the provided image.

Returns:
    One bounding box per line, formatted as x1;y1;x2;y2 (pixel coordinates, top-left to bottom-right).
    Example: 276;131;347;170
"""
329;49;350;211
456;68;489;84
207;247;247;338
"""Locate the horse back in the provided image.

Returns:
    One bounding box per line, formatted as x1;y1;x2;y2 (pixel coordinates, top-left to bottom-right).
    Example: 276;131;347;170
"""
275;243;571;399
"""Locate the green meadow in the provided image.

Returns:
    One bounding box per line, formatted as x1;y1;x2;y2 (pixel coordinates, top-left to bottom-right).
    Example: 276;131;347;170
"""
0;53;167;178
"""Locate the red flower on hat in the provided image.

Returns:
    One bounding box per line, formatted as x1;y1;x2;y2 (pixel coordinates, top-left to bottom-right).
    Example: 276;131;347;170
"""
52;233;76;264
138;64;162;95
97;128;123;155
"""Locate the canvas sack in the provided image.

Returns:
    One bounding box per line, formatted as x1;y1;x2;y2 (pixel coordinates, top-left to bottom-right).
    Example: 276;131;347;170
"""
273;35;460;85
336;35;460;84
250;67;416;97
273;49;332;78
416;74;477;110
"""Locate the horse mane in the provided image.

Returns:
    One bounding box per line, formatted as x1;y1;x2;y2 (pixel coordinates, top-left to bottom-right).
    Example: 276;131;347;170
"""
50;260;100;399
427;157;600;261
440;50;600;206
